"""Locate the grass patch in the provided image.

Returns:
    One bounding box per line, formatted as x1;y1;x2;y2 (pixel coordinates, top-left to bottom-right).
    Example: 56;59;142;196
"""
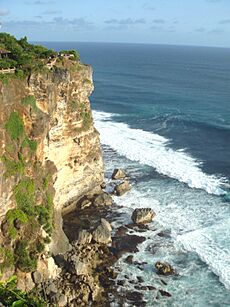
5;209;28;239
5;111;24;140
1;155;25;178
15;241;37;273
0;247;14;272
21;95;37;111
0;275;46;306
14;178;35;215
22;137;37;152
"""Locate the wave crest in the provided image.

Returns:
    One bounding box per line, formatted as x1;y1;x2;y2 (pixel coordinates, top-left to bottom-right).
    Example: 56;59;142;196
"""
93;110;226;195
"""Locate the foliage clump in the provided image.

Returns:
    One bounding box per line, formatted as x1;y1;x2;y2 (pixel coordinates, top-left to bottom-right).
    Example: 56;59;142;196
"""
22;137;37;152
5;112;24;140
15;241;37;272
5;209;28;239
0;275;46;306
0;33;57;76
1;155;25;178
0;247;14;272
21;95;37;111
13;178;35;215
59;49;80;61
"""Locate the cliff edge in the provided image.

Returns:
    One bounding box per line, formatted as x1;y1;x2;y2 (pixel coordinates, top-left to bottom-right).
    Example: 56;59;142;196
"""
0;55;104;288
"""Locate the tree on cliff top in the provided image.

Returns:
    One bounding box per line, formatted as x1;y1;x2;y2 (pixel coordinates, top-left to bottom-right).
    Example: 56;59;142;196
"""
0;33;57;74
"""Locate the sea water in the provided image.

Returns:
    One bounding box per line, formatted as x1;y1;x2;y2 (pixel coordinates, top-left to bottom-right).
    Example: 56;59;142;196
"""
44;42;230;306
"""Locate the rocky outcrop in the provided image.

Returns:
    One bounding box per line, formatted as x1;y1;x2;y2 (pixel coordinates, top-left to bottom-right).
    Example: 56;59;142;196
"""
155;261;175;276
114;180;131;196
131;208;155;224
0;57;104;285
92;218;112;244
112;168;126;180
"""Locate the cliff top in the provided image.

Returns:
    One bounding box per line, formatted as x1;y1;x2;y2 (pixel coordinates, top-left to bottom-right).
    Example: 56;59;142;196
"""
0;33;80;78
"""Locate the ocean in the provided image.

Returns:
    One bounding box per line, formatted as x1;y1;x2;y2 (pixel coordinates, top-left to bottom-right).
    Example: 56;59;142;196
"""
44;42;230;306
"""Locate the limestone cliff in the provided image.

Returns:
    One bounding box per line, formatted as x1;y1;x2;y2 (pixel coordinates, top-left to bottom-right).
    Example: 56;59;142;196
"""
0;57;104;282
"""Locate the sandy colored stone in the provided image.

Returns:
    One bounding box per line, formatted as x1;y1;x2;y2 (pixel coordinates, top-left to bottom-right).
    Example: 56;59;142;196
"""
131;208;155;224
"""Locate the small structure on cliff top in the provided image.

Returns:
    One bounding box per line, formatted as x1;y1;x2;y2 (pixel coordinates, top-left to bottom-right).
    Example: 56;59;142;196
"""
0;47;11;58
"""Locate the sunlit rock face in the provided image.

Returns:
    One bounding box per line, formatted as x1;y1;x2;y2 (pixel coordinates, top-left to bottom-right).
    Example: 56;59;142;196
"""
0;58;104;271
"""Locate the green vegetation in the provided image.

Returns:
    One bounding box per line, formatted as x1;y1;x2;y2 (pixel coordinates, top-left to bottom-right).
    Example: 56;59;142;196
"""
21;95;37;111
5;209;28;239
0;33;81;80
0;247;14;272
82;109;91;129
43;174;51;189
14;178;35;215
15;241;37;272
0;275;46;306
59;49;80;61
0;33;57;76
5;112;24;140
1;155;25;178
22;137;37;152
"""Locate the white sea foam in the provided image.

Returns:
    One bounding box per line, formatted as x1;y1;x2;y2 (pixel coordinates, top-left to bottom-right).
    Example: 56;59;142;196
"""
177;220;230;290
93;110;226;196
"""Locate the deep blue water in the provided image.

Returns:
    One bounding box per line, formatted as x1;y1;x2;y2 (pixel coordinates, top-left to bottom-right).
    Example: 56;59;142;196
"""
44;42;230;180
43;42;230;306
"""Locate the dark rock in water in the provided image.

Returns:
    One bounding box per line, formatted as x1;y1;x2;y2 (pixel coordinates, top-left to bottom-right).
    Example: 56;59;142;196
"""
126;291;144;301
125;255;134;264
93;192;113;206
107;268;118;279
159;289;172;297
137;276;144;283
135;285;148;291
112;168;126;180
133;261;147;266
147;286;156;291
101;182;106;189
161;279;168;285
131;208;155;224
116;225;128;236
147;243;161;254
155;261;175;276
157;230;171;238
114;180;131;196
126;223;149;232
112;235;146;256
117;279;126;286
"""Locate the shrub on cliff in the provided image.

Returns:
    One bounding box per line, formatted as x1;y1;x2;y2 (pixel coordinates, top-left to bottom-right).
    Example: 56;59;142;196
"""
0;276;46;306
0;33;57;75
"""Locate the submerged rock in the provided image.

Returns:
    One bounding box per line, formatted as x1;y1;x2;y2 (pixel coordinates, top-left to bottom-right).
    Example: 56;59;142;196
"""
112;234;146;256
159;289;172;297
125;255;134;264
112;168;126;180
114;180;131;196
155;261;175;276
131;208;155;224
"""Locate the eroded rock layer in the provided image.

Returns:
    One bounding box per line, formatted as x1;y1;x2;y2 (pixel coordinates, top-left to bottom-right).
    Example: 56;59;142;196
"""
0;58;104;283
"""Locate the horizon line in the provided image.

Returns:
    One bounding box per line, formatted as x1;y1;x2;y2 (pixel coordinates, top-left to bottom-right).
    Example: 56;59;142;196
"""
31;40;230;50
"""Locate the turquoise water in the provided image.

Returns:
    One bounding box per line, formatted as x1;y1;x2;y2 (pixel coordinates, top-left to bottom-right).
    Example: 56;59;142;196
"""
44;42;230;305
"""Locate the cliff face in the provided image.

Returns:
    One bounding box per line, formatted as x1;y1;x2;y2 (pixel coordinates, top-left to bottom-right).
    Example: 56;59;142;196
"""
0;59;104;279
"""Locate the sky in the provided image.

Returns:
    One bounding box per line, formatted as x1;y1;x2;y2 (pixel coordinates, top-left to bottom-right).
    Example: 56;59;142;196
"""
0;0;230;47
